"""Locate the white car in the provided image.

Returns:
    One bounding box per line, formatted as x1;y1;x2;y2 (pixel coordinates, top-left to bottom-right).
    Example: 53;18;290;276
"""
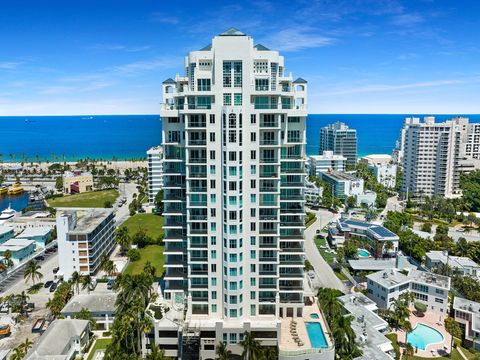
308;272;316;279
456;228;465;232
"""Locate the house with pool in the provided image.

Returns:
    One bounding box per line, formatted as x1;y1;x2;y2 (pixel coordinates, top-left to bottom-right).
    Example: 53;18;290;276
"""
367;268;450;314
328;219;399;257
453;297;480;351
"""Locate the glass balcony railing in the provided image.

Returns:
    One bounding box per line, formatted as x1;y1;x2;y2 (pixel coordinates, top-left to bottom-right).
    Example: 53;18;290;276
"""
255;104;278;110
260;140;278;145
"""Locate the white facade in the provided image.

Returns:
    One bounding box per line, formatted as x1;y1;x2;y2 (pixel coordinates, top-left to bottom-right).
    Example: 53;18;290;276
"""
309;151;346;176
453;297;480;351
320;171;364;199
373;163;397;189
147;146;164;205
367;268;450;314
360;154;392;166
57;209;115;280
425;251;480;279
319;122;357;166
400;116;472;197
156;28;314;359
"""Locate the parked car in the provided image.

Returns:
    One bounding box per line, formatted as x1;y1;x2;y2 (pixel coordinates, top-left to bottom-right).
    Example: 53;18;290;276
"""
44;280;53;288
107;279;115;290
49;283;57;292
35;255;45;261
53;267;59;274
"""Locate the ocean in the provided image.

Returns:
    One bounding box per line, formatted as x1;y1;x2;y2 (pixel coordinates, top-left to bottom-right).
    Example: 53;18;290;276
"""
0;114;479;161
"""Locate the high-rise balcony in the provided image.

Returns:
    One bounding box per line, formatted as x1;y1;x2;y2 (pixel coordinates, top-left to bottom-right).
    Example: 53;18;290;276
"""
279;255;304;265
260;120;279;128
165;268;186;280
188;139;207;146
259;291;276;302
279;280;303;291
187;157;207;164
279;269;304;278
259;139;279;146
259;279;277;289
280;230;304;239
255;103;278;110
190;265;209;275
164;243;185;253
280;293;303;303
260;157;279;164
189;238;208;248
187;119;206;128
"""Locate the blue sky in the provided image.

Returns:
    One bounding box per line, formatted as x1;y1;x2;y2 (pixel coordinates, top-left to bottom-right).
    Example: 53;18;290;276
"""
0;0;479;115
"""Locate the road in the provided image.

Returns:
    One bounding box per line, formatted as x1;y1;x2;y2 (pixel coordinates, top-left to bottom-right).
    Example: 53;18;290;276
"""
304;208;348;293
375;196;403;224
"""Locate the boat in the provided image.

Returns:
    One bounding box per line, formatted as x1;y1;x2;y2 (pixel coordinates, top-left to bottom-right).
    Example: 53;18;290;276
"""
8;183;24;195
0;205;16;221
0;187;7;195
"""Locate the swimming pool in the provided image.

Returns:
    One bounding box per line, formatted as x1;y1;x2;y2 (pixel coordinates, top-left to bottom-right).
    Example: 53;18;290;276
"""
305;322;328;348
407;324;444;350
310;314;319;319
357;249;370;257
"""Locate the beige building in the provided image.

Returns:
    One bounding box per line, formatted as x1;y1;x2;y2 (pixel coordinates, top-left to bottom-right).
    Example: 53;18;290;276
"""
63;171;93;194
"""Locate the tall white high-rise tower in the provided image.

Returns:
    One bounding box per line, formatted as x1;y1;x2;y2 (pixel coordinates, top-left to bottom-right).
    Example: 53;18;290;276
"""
156;28;309;359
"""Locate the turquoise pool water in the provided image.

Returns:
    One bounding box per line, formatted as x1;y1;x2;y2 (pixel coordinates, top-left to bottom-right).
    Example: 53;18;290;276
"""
310;314;319;319
407;324;444;350
357;249;370;257
305;322;328;348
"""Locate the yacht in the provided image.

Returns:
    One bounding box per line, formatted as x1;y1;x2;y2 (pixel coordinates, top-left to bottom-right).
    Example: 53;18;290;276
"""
0;205;16;221
0;186;7;195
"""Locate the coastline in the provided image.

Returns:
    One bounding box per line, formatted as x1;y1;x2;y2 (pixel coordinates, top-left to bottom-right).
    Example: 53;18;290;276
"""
0;159;147;171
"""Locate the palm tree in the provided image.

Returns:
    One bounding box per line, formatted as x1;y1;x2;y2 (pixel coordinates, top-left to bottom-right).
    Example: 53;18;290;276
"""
70;271;81;294
115;227;131;255
80;275;94;293
456;237;469;257
9;346;25;360
318;288;342;322
145;344;167;360
20;338;33;353
3;250;13;268
100;255;117;277
332;315;357;358
23;260;43;286
403;343;414;359
240;331;261;360
445;317;462;352
215;342;232;360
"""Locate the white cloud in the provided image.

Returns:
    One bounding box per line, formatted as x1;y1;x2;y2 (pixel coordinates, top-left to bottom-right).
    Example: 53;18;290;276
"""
0;61;22;70
90;44;152;52
391;13;425;27
262;28;333;52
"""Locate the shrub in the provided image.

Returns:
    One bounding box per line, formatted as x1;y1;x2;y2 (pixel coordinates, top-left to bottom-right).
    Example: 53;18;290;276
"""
127;248;141;261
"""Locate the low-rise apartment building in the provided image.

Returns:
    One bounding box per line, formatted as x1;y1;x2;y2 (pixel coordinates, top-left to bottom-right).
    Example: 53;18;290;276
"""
61;292;116;331
320;171;364;199
372;163;397;189
367;268;450;314
426;251;480;279
15;227;52;249
25;319;90;360
309;151;346;176
0;239;36;264
339;293;395;360
63;171;94;194
328;219;399;255
453;297;480;351
0;225;14;244
57;209;115;280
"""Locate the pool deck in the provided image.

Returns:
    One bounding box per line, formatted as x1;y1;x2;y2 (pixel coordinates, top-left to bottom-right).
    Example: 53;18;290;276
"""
278;302;334;352
394;309;452;358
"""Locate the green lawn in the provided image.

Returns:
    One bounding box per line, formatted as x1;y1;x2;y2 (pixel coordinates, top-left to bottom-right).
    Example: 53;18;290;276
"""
48;190;119;208
314;236;336;265
87;338;112;360
120;214;164;239
124;244;165;277
305;212;317;228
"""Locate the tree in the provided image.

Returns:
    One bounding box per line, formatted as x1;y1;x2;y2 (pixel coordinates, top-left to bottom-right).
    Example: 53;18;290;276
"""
240;331;261;360
145;344;167;360
70;271;81;294
331;314;360;359
346;196;356;209
384;240;394;255
55;176;63;191
445;317;462;352
80;275;94;293
317;288;343;323
304;259;314;272
104;200;113;208
3;250;13;268
127;248;140;261
456;237;469;257
413;301;427;317
75;307;96;329
215;342;232;360
154;190;164;214
403;343;414;359
115;227;131;255
421;222;432;233
100;255;117;277
23;260;43;286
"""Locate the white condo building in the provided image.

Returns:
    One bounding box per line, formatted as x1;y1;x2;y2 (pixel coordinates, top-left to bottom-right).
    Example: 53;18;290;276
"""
152;29;333;360
308;151;346;176
401;116;469;197
147;146;164;204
